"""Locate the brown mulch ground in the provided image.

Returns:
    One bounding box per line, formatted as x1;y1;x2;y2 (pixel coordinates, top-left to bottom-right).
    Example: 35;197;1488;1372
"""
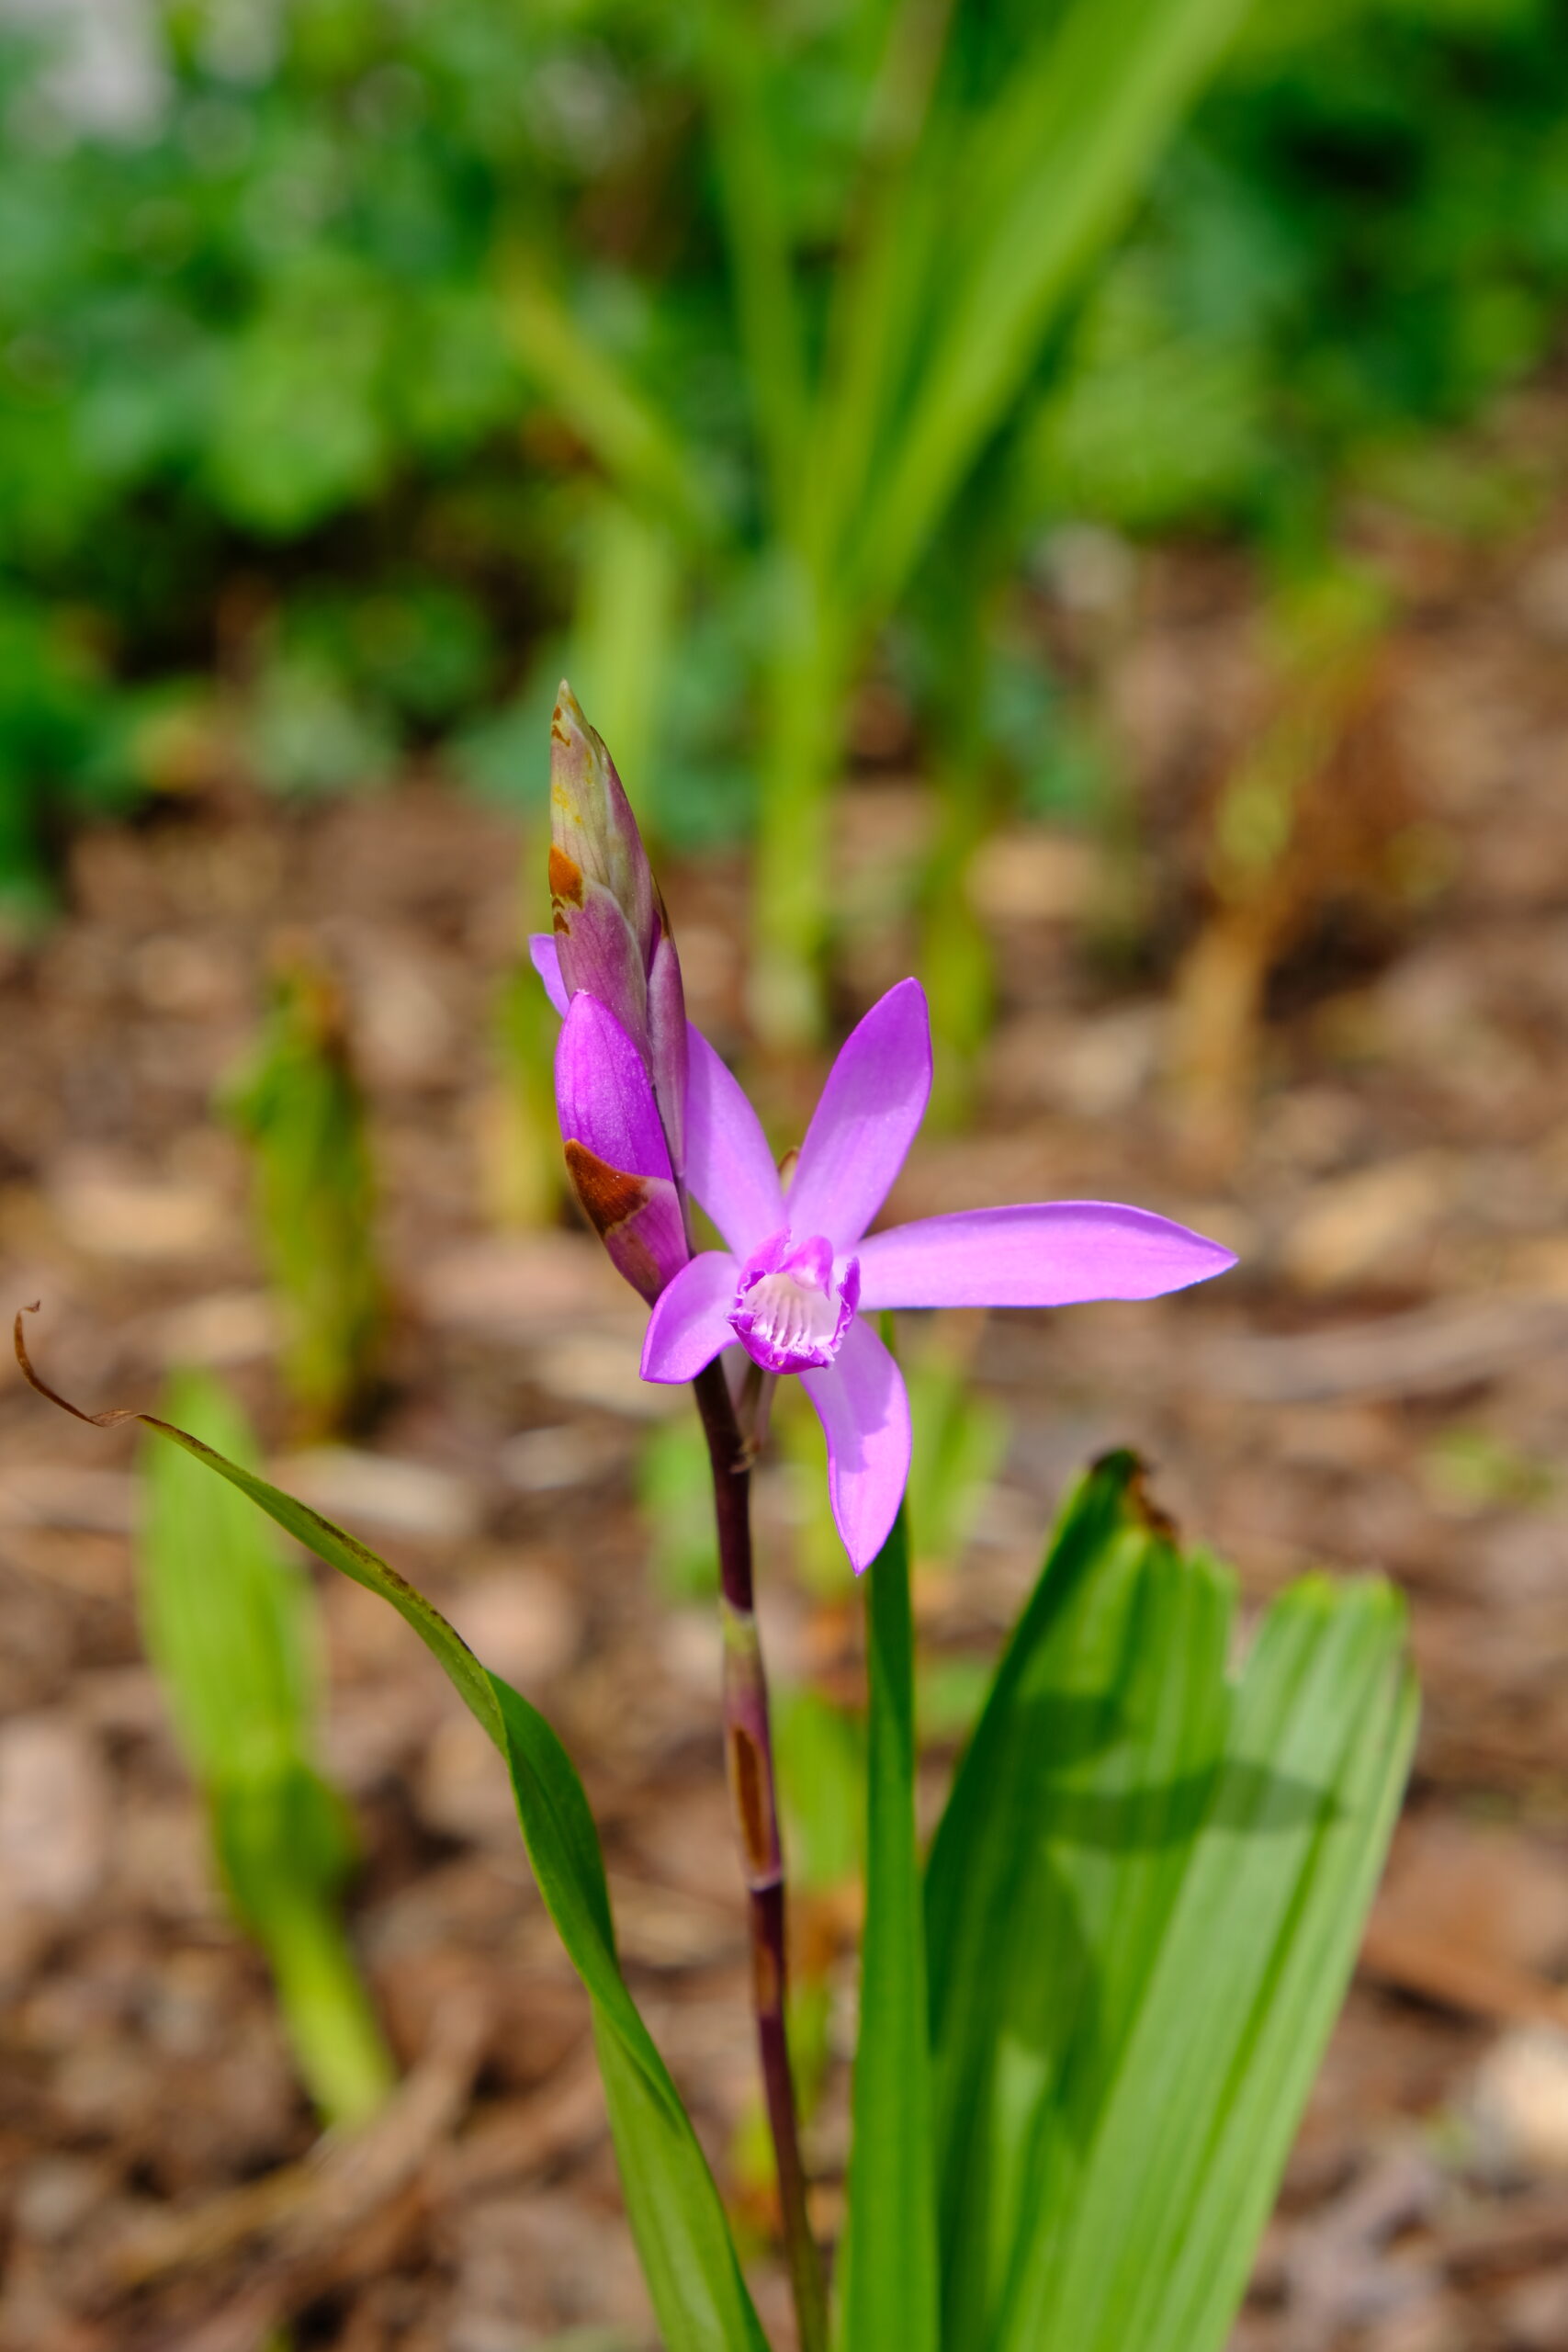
6;434;1568;2348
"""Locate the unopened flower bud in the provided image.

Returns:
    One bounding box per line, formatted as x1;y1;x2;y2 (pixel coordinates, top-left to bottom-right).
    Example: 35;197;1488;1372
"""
549;684;688;1174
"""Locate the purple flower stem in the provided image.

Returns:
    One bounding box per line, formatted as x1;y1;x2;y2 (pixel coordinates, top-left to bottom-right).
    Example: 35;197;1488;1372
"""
692;1357;829;2352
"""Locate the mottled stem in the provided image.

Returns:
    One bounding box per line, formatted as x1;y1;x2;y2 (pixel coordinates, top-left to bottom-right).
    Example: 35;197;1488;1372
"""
692;1358;828;2352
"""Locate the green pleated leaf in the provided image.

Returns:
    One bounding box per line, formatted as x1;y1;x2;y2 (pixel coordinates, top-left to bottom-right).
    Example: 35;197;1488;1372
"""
925;1451;1416;2352
837;1505;939;2352
50;1377;768;2352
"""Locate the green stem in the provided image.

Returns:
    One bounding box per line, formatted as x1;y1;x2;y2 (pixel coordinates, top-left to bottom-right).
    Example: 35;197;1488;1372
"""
750;576;850;1051
571;495;680;820
692;1360;829;2352
918;748;995;1134
264;1894;396;2132
842;1500;940;2347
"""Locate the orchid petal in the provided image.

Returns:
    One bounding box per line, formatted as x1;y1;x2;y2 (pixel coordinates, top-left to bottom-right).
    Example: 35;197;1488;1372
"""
529;933;570;1016
801;1318;912;1575
856;1201;1237;1311
685;1024;786;1256
555;993;672;1180
786;978;931;1250
641;1250;740;1383
536;942;773;1247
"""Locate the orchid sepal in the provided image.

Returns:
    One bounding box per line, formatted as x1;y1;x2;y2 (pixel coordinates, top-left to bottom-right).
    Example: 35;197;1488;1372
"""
563;1142;690;1306
554;990;691;1304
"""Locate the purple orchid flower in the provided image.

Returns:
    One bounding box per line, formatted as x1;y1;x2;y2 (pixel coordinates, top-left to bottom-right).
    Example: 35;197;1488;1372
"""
534;941;1235;1573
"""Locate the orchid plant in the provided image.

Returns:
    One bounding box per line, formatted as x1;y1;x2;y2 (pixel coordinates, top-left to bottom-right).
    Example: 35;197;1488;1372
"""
16;689;1416;2352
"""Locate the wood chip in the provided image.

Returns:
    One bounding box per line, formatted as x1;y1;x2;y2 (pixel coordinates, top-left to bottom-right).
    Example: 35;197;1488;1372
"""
1199;1295;1568;1402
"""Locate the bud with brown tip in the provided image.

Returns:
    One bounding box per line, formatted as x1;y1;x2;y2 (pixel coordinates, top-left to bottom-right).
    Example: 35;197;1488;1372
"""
549;683;688;1176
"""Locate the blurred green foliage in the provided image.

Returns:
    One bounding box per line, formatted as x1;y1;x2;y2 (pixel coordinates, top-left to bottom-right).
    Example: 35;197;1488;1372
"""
220;949;383;1431
904;1348;1010;1577
2;0;1566;910
1423;1422;1559;1510
1027;0;1568;538
776;1684;866;1894
140;1368;395;2127
637;1412;722;1601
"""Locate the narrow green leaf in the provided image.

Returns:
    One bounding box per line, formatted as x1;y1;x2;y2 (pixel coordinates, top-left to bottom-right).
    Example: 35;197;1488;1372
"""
925;1452;1415;2352
855;0;1253;616
804;3;959;583
838;1505;939;2352
487;1675;772;2352
92;1396;767;2352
